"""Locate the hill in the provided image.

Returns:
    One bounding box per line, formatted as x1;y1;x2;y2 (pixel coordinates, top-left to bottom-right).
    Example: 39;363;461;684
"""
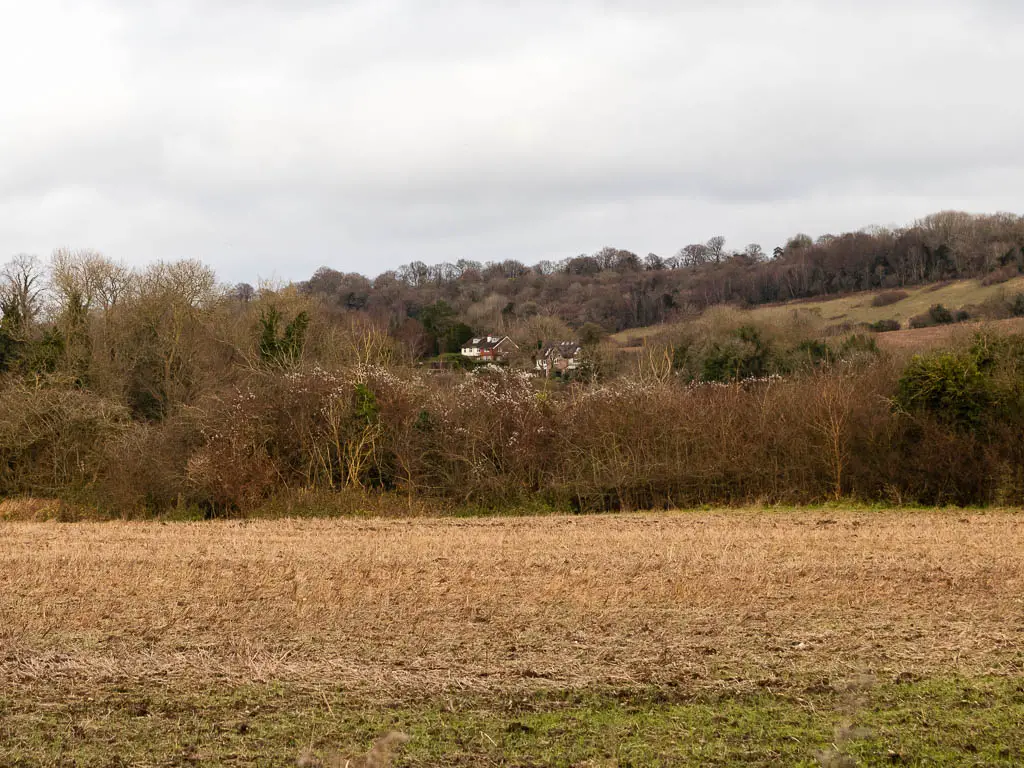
611;275;1024;350
292;210;1024;355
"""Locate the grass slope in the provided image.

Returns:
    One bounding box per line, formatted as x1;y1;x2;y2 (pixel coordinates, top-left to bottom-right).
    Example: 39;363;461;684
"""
612;276;1024;345
752;276;1024;327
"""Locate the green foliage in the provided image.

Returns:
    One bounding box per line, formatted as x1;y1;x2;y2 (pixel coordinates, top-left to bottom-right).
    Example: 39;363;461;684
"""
414;409;433;431
909;303;960;329
795;338;833;365
437;352;472;369
0;323;65;378
698;325;774;382
440;321;473;354
972;333;1024;422
675;324;879;383
18;328;65;376
353;382;379;424
868;319;901;332
896;351;990;430
0;326;22;373
570;344;605;382
418;300;455;333
258;307;310;366
6;676;1023;767
0;297;26;373
282;310;309;354
0;293;24;332
702;341;760;382
417;300;474;355
895;333;1024;433
839;333;879;356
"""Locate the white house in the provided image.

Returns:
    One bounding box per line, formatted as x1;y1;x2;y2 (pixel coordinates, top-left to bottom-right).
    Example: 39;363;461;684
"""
461;336;519;361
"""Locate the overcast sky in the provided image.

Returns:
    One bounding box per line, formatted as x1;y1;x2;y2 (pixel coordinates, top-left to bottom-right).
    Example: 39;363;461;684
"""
2;0;1022;283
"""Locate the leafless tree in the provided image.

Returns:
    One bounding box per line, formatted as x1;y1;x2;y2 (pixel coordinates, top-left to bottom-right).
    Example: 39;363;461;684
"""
0;254;46;330
706;236;727;263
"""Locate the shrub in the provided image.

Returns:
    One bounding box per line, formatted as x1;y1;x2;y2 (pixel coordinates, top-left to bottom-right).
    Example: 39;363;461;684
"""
258;307;310;367
437;352;472;370
185;366;409;512
871;290;909;307
5;328;1024;513
909;304;956;329
795;339;832;365
839;333;879;357
0;383;129;495
929;304;955;324
701;338;768;381
895;351;990;431
1011;294;1024;318
981;265;1019;286
686;324;795;382
888;334;1024;504
96;412;204;514
869;319;901;333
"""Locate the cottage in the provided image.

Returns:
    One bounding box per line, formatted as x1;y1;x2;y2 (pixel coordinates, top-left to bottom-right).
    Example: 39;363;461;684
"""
536;341;583;374
460;335;519;362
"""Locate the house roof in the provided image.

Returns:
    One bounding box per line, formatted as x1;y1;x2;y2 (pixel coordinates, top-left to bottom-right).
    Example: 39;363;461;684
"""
540;341;582;358
464;335;517;351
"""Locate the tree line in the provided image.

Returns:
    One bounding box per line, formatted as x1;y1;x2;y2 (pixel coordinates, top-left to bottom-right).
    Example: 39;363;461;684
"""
295;210;1024;341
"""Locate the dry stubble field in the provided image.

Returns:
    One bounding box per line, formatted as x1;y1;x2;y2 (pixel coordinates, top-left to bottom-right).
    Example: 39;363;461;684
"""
2;510;1024;766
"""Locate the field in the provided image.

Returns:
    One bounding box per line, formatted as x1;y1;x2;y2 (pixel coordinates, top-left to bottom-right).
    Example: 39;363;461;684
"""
3;510;1024;766
749;276;1024;328
611;276;1024;348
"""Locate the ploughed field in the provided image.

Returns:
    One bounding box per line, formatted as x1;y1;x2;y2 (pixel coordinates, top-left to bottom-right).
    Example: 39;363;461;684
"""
2;511;1023;766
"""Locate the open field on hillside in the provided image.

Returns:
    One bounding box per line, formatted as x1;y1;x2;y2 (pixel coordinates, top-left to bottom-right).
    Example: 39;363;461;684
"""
3;511;1024;766
750;276;1024;328
612;277;1024;347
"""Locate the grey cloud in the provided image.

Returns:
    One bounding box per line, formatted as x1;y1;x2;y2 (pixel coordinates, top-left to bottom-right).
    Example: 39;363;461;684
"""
1;0;1022;282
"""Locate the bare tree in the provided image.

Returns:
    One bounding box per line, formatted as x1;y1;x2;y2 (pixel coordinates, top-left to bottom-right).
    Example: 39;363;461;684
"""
232;282;256;303
678;243;709;268
644;253;665;271
706;236;727;264
744;243;765;260
0;254;46;331
50;248;134;313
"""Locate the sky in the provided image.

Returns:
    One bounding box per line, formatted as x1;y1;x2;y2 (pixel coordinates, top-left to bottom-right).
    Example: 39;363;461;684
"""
1;0;1022;283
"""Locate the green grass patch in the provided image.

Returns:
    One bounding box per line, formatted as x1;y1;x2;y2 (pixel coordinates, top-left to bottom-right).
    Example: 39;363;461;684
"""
2;676;1022;766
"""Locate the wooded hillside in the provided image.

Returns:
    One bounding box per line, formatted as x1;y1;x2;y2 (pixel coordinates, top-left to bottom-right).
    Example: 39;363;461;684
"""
297;211;1024;340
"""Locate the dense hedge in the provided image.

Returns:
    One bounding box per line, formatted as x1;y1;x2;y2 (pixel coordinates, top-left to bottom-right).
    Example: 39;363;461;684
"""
2;332;1022;515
